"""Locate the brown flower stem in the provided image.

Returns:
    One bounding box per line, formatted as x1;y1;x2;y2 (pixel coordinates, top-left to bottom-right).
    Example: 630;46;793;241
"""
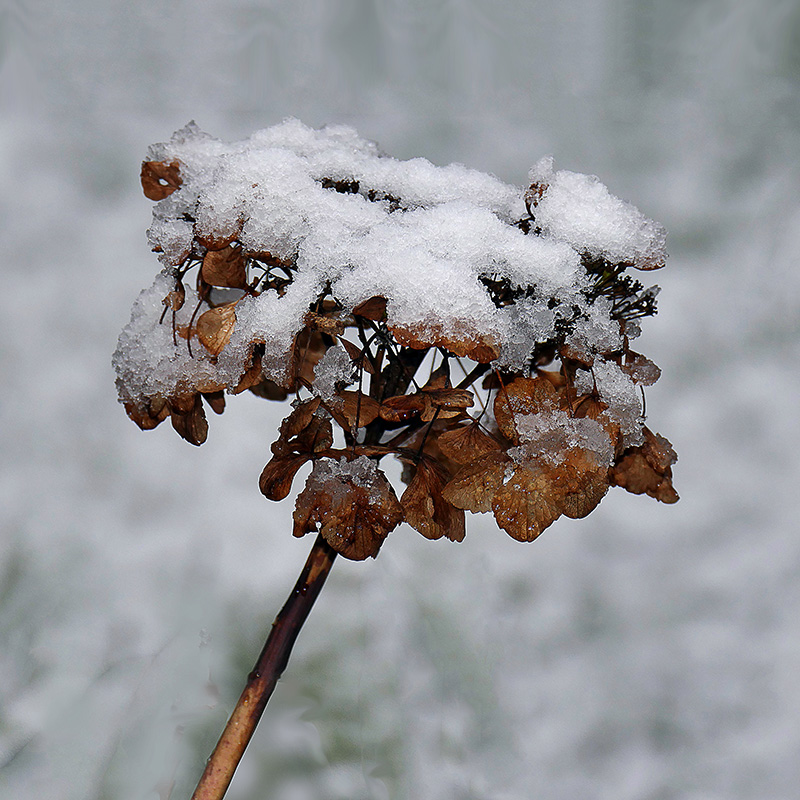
190;534;337;800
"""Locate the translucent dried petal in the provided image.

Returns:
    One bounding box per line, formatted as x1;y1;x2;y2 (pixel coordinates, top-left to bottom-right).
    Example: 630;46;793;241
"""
259;453;312;501
169;394;208;446
610;427;678;503
441;451;511;514
140;160;182;201
401;458;465;542
201;245;247;289
195;303;237;357
437;422;503;465
293;463;403;560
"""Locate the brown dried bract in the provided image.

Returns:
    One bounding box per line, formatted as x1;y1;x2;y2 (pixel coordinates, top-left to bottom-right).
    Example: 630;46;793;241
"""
305;311;346;336
621;352;662;386
141;160;182;201
259;453;312;501
195;303;237;357
401;457;465;542
437;422;503;465
441;450;511;514
124;399;169;431
352;295;387;320
610;427;678;503
202;390;226;415
201;245;248;290
326;391;381;431
169;394;208;446
293;466;403;560
491;452;609;541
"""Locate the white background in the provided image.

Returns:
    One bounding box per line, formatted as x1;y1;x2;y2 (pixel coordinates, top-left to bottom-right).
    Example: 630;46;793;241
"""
2;2;799;798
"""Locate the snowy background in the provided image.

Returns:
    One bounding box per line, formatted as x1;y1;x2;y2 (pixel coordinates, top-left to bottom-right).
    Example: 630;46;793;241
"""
2;2;799;799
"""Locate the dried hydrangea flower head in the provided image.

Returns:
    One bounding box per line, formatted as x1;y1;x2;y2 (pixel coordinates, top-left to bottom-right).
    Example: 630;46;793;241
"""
115;120;677;561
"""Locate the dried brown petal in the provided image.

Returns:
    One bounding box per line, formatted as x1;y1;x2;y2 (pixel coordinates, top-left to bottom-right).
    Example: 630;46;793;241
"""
491;465;562;541
380;393;427;423
610;427;678;503
289;329;328;391
437;422;503;465
442;451;511;513
272;398;322;456
124;400;168;431
196;223;242;252
259;453;312;501
195;303;237;357
293;465;403;560
401;458;465;542
164;282;185;312
621;352;661;386
339;337;376;374
420;388;474;422
202;390;226;415
493;376;558;442
352;295;387;320
141;160;182;201
170;394;208;446
201;245;247;289
232;347;267;395
327;391;381;430
492;451;610;540
559;453;610;519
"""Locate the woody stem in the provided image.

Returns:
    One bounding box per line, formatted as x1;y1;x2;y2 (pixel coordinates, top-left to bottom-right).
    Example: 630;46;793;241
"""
190;534;337;800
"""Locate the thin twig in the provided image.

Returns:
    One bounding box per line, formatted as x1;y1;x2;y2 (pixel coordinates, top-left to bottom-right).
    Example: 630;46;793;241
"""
190;534;337;800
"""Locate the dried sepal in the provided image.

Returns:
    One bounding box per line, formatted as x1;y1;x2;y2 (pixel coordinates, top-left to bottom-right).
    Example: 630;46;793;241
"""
123;399;169;431
202;390;226;415
380;393;426;423
195;303;237;357
141;160;182;201
289;329;328;391
272;398;322;456
352;295;387;320
493;375;558;442
610;427;678;503
441;450;511;514
437;422;503;465
292;461;403;560
339;337;376;374
164;280;186;312
169;394;208;446
326;391;380;431
401;457;465;542
233;347;267;395
491;465;562;542
491;452;609;541
259;453;312;501
621;352;661;386
201;245;248;289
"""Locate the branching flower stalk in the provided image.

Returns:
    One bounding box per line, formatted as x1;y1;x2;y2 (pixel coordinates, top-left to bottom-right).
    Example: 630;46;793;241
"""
115;121;678;799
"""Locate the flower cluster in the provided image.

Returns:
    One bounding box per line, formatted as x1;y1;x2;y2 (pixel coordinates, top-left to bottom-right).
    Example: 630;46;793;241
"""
115;122;677;560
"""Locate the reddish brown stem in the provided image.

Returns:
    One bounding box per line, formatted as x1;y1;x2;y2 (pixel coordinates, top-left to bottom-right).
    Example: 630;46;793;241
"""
190;534;337;800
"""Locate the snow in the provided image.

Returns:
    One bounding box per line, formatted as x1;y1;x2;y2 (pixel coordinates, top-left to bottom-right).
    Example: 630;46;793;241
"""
115;120;665;407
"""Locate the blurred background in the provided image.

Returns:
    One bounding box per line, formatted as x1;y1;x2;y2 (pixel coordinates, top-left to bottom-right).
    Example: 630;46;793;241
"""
2;1;799;798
